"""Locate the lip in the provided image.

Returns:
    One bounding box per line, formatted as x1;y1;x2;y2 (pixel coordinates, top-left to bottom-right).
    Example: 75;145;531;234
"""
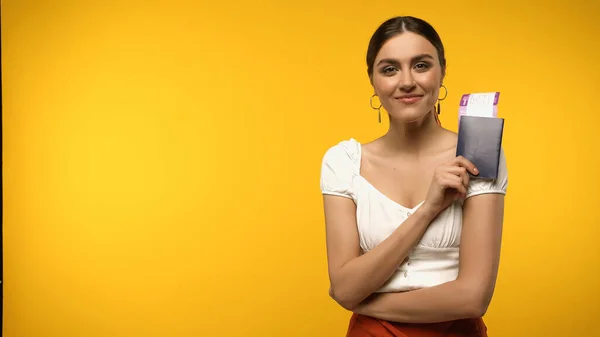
395;95;423;104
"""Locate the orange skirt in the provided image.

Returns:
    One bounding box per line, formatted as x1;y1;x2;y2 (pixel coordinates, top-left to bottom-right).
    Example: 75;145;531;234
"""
346;313;488;337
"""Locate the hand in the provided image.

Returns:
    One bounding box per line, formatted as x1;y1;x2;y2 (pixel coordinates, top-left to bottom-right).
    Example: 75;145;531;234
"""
423;156;478;215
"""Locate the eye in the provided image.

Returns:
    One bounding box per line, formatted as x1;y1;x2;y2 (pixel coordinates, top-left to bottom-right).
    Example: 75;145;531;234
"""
381;66;398;75
414;62;431;71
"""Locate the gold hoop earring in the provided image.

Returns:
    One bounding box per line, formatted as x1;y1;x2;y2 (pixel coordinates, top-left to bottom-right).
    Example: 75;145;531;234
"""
437;84;448;115
370;94;382;123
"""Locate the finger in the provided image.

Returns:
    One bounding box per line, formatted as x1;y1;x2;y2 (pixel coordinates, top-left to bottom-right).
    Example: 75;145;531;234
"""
453;156;479;176
445;166;470;187
441;173;467;200
440;173;467;195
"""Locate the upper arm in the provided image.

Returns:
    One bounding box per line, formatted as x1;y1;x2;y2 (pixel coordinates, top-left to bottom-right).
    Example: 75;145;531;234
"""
320;142;361;282
457;149;508;310
323;195;361;279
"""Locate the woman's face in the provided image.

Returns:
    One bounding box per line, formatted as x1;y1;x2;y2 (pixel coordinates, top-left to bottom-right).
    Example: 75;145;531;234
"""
371;32;444;124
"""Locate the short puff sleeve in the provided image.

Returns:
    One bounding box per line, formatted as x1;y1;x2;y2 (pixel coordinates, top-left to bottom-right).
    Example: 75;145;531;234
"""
466;147;509;198
320;140;359;200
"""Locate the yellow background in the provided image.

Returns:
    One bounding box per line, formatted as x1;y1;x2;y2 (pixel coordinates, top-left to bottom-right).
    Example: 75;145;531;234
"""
3;1;599;336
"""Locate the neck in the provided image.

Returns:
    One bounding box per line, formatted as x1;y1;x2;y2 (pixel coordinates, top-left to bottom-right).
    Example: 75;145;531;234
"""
381;109;443;156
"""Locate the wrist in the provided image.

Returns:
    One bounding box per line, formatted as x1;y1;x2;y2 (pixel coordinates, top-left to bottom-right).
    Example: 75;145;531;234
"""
417;202;440;220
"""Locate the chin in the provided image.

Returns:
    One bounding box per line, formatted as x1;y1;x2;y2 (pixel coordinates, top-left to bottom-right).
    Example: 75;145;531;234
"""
389;109;430;124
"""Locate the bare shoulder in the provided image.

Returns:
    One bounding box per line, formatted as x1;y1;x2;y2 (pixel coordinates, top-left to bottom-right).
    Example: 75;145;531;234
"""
441;128;458;148
360;136;384;155
357;136;387;169
431;129;459;160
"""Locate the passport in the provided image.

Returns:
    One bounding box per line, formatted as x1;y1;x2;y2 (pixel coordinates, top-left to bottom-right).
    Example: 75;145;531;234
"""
456;115;504;180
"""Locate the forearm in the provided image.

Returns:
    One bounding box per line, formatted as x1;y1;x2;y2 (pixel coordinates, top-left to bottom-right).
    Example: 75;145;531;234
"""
353;280;482;323
351;193;506;323
330;205;437;310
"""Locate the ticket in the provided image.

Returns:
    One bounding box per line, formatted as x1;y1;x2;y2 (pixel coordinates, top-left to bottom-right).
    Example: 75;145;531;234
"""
458;92;500;119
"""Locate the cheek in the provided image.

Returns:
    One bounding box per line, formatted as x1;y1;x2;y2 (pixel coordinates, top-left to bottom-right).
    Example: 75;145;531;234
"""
416;78;441;101
373;76;397;95
418;73;441;90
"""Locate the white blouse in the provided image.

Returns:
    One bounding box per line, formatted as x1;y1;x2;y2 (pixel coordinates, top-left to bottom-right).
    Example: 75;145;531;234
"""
320;138;508;292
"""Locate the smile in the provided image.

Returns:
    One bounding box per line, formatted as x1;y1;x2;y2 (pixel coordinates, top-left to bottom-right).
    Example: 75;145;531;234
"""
395;95;423;104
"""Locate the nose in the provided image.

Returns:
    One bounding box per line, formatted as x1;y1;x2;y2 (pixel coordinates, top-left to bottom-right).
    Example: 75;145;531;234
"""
398;71;416;92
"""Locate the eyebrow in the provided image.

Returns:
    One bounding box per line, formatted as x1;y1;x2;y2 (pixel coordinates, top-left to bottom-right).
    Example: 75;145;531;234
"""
377;53;435;66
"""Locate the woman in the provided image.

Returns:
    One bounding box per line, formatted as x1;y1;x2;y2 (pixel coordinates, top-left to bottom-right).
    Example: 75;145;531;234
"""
320;16;507;337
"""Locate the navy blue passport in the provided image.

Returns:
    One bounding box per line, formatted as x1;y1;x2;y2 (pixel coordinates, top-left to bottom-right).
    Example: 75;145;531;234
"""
456;116;504;179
